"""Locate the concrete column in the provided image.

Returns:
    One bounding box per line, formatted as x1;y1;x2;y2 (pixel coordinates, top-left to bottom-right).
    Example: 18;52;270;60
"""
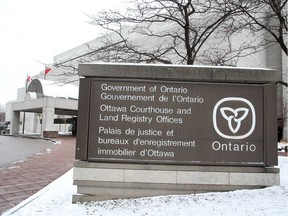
266;42;287;142
42;106;55;134
32;113;38;133
10;111;20;135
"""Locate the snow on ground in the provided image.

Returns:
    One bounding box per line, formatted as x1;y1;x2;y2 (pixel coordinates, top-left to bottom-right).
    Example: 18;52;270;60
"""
3;156;288;216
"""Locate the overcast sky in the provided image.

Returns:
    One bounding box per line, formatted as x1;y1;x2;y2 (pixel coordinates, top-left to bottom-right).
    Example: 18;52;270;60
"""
0;0;125;105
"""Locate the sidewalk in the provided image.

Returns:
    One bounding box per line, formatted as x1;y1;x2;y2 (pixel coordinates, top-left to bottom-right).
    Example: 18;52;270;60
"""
0;136;76;214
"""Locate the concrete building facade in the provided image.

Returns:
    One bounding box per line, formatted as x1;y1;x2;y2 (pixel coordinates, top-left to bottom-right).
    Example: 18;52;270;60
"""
6;18;287;140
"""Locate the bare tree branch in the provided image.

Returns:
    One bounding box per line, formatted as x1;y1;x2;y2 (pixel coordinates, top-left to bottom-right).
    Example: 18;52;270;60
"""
87;0;245;65
53;0;286;77
228;0;287;55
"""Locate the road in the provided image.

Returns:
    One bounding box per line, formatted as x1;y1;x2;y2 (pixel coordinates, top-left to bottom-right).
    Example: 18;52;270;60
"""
0;135;55;169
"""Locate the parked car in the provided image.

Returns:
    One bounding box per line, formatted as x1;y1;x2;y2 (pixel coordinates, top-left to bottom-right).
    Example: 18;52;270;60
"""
0;122;7;134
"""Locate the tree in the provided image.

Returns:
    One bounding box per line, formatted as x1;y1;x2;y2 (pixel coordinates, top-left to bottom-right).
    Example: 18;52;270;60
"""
86;0;248;65
54;0;286;72
0;103;5;122
228;0;287;56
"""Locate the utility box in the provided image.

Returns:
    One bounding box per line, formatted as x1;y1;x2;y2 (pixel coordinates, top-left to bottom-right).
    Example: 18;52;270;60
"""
73;63;280;203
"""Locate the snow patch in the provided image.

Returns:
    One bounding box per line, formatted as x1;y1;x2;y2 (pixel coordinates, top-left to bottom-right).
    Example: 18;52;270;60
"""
3;157;288;216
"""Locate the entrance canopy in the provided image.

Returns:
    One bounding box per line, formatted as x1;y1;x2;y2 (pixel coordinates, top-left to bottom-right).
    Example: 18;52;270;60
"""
26;79;78;100
10;79;79;137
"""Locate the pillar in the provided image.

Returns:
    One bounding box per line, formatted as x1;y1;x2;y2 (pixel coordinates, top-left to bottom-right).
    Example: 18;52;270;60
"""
42;105;58;138
10;111;20;135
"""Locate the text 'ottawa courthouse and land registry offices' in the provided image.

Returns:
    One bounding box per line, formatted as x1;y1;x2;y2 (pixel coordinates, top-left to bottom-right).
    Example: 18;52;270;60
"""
88;79;264;166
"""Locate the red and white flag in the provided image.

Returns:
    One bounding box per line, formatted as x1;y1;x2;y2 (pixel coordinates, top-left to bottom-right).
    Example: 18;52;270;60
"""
27;75;33;82
26;74;33;91
45;67;52;75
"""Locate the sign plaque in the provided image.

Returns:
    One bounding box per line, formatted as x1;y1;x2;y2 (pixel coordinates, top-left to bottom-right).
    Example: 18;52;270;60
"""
85;79;267;166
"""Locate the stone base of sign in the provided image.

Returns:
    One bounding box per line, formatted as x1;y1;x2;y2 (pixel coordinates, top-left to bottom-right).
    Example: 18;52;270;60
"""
72;161;280;203
43;131;58;138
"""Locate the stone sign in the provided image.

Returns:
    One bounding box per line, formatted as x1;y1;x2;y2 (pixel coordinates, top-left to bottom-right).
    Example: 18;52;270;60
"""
73;63;279;203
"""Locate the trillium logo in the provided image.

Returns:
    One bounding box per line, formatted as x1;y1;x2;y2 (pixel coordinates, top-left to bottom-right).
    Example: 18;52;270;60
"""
220;107;249;134
213;97;256;139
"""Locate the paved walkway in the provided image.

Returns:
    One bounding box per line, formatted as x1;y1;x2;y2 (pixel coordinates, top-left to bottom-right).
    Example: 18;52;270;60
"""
0;136;76;214
0;136;56;169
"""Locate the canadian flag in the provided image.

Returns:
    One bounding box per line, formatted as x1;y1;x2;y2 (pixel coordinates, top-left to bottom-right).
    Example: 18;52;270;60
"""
45;67;52;75
26;74;33;90
27;75;33;82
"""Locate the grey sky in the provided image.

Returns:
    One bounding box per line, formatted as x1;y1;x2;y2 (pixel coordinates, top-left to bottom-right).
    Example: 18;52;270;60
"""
0;0;124;105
